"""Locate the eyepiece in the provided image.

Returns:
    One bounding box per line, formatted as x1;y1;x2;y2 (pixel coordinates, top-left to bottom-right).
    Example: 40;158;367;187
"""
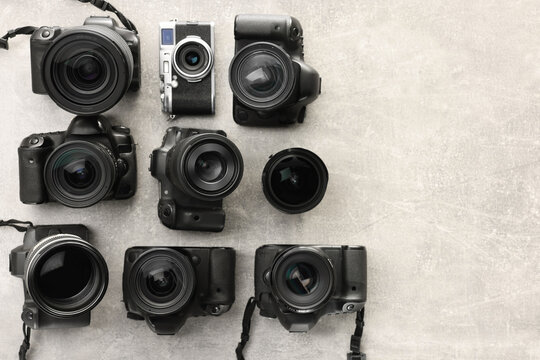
25;234;108;318
262;148;328;214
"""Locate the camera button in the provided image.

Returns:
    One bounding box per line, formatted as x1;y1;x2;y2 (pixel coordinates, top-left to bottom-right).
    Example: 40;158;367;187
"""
41;30;51;38
163;61;170;73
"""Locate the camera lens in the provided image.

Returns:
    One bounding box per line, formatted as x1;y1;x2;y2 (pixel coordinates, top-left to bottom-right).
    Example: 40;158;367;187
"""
173;38;213;80
129;248;195;315
272;247;334;312
25;234;108;317
185;51;201;66
285;262;318;295
229;42;295;110
147;268;177;297
42;26;134;115
44;141;117;208
262;148;328;214
169;133;243;200
195;152;226;183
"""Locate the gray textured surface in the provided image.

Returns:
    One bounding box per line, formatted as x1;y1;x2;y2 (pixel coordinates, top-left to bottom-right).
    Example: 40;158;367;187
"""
0;0;539;359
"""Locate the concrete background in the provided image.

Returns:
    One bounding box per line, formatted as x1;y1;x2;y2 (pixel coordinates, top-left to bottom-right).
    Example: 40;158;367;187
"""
0;0;539;359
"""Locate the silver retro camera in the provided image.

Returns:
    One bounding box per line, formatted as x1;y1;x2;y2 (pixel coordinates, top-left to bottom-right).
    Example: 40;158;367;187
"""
159;20;215;116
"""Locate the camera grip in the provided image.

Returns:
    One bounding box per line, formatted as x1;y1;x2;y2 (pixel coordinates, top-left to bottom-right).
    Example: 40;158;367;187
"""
209;248;236;304
18;147;50;204
234;14;302;43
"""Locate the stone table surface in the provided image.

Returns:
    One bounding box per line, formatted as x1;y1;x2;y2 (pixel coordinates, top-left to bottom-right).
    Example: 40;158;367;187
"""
0;0;539;359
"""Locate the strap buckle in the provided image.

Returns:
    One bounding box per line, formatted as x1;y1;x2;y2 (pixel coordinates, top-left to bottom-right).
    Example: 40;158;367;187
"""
347;352;367;360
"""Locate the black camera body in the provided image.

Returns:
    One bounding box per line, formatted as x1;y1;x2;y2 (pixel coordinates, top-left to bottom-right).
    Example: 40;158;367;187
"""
229;14;321;126
254;245;367;332
9;224;108;329
150;127;243;232
123;246;235;335
29;16;141;115
18;115;137;208
159;20;215;115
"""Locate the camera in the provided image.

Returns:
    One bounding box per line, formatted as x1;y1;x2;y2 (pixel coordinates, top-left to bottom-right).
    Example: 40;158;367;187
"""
262;148;328;214
159;20;215;115
30;16;140;115
229;14;321;126
18;115;137;208
254;245;366;332
150;127;243;232
9;224;108;329
122;246;235;335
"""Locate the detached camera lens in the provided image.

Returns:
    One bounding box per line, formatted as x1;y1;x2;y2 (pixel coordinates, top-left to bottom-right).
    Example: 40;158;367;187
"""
262;148;328;214
44;141;116;208
25;234;108;317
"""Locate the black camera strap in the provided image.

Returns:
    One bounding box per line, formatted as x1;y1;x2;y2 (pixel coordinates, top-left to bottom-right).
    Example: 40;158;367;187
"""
235;297;257;360
0;219;34;232
78;0;138;33
0;26;38;50
1;0;137;51
347;307;367;360
236;297;367;359
0;220;34;359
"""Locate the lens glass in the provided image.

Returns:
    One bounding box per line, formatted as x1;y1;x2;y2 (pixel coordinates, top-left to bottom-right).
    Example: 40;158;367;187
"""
146;267;178;297
195;151;226;183
238;52;286;101
69;54;104;88
175;41;210;77
185;51;200;66
270;156;319;206
52;148;102;195
285;262;318;295
35;246;93;300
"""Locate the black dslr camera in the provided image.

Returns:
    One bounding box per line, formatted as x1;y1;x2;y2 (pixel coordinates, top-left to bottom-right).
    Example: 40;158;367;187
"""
150;127;243;232
18;116;137;208
123;246;236;335
229;14;321;126
9;224;108;329
255;245;366;332
29;15;140;115
159;20;215;115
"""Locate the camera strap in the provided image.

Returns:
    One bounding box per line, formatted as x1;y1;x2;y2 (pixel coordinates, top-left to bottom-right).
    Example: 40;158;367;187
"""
235;297;257;360
0;219;34;232
0;26;38;50
0;220;33;359
77;0;138;33
235;297;367;359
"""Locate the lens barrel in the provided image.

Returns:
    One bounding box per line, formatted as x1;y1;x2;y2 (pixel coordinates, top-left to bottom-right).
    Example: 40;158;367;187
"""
172;37;214;81
271;246;334;312
167;133;243;200
229;42;295;111
127;248;196;316
44;140;117;208
24;234;108;318
262;148;328;214
41;25;134;115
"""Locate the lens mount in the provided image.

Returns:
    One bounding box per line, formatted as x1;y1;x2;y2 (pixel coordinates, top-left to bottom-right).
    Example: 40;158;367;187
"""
24;234;108;318
42;25;134;115
262;148;328;214
168;133;244;200
44;140;117;208
229;42;295;111
172;36;214;81
271;246;334;313
128;248;196;316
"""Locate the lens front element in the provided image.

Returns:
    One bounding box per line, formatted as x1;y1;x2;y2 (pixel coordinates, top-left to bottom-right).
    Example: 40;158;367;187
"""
285;262;319;296
172;37;213;81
